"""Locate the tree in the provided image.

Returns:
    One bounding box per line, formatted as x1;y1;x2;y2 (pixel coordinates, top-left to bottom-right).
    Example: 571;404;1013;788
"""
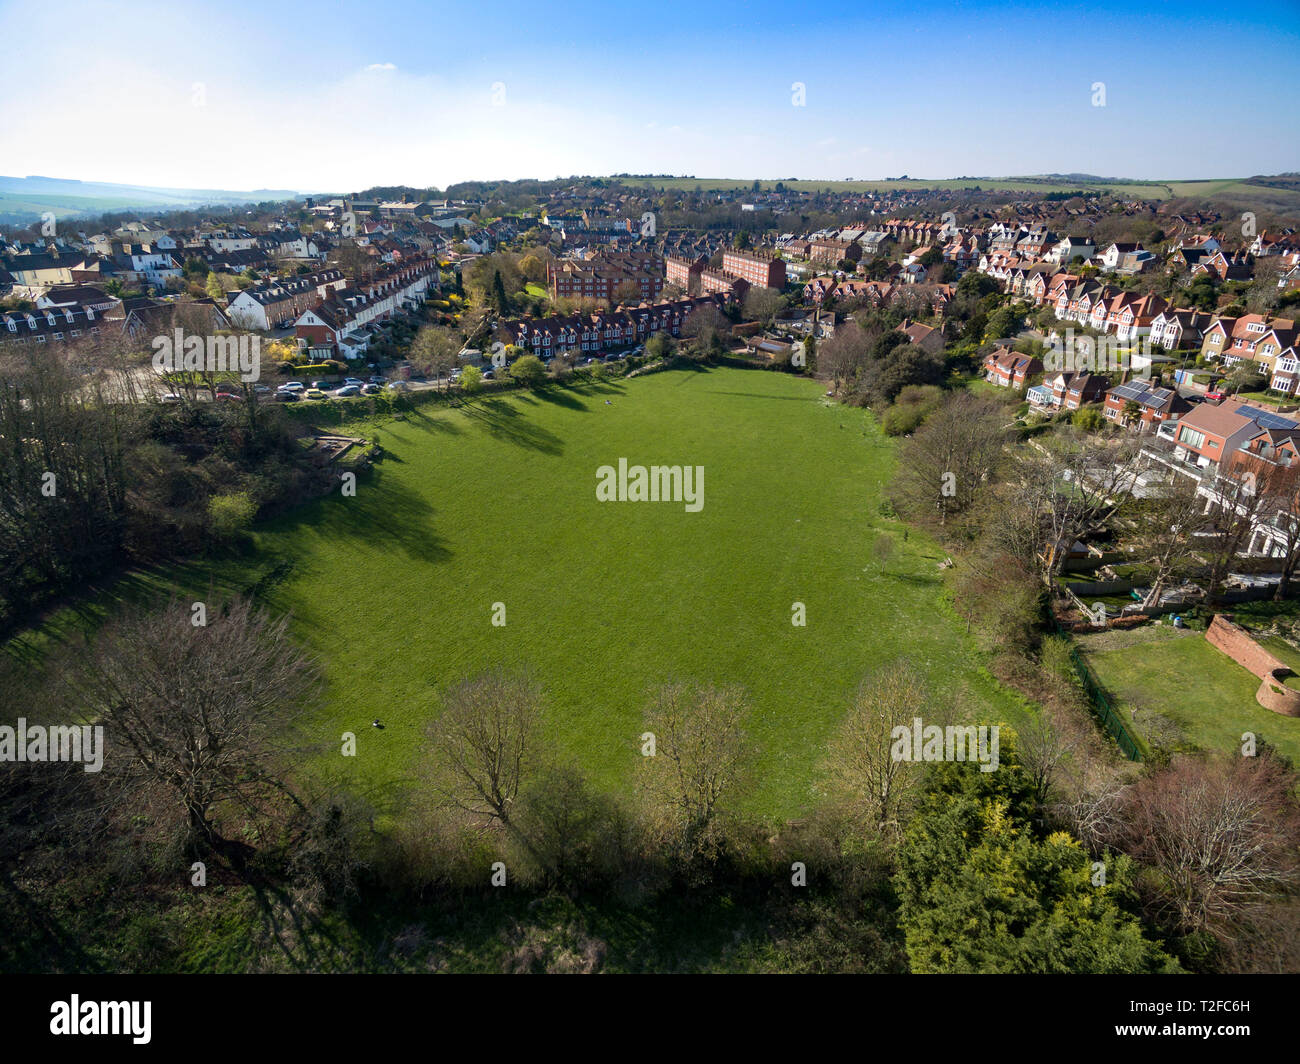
862;343;943;405
459;364;484;394
425;670;544;864
681;305;729;357
893;392;1007;531
1104;751;1300;953
410;324;459;385
894;754;1179;974
1127;474;1210;610
1201;463;1270;600
818;320;875;394
518;253;546;283
1008;433;1142;582
896;791;1177;973
822;662;933;840
742;285;786;324
645;331;673;361
613;279;641;306
72;597;320;850
508;354;546;387
491;269;510;313
1251;458;1300;599
205;272;225;301
873;532;896;574
639;681;754;865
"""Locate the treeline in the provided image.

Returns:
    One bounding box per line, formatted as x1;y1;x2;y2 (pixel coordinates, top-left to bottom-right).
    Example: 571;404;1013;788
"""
0;342;328;636
9;593;1286;974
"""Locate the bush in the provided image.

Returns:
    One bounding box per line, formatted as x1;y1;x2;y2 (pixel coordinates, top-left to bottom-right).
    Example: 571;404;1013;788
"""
508;354;546;387
1071;407;1106;431
206;491;257;544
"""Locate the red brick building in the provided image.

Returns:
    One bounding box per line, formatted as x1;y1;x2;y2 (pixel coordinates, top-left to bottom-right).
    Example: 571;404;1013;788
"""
721;249;786;290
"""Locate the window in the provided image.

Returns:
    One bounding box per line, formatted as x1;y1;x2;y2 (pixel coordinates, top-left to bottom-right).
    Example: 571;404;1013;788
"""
1180;427;1206;449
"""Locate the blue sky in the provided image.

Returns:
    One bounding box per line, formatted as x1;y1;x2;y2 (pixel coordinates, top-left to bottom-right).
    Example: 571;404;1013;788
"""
1;0;1297;191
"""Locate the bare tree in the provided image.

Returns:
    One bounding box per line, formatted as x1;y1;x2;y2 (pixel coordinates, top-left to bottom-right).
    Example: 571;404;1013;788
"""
1008;432;1143;583
426;670;544;864
1200;463;1270;600
1105;752;1300;944
1127;473;1211;610
742;285;786;324
681;305;729;356
73;597;321;850
1244;457;1300;600
822;662;933;840
410;324;460;386
639;681;754;862
893;392;1009;531
818;320;873;394
872;532;896;574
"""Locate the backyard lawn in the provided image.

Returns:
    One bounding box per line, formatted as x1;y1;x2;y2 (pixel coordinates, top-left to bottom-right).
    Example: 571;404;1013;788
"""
1077;625;1300;764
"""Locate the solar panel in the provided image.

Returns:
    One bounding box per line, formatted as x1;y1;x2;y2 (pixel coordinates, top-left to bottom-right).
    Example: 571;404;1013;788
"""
1248;408;1299;430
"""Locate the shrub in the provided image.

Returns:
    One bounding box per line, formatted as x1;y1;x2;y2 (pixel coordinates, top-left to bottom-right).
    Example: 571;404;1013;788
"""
206;491;257;544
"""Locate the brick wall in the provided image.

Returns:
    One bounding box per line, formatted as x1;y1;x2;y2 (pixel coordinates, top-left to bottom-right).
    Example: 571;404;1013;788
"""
1206;615;1286;679
1205;614;1300;717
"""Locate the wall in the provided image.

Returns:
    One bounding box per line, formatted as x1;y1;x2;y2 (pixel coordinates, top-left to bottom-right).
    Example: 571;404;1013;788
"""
1205;615;1300;717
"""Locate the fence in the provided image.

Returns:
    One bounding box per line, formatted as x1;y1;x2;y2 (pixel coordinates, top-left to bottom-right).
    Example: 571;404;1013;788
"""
1051;616;1143;762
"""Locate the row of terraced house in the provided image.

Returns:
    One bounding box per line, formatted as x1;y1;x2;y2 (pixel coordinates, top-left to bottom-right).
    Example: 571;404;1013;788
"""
497;294;730;357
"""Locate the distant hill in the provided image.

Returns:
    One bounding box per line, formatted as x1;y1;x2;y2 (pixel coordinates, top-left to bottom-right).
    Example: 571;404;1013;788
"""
0;175;302;225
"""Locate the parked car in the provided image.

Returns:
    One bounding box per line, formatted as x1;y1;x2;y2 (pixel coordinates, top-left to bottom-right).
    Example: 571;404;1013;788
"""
252;383;271;394
310;380;332;390
336;385;361;397
305;388;327;400
481;369;494;380
368;375;386;385
160;392;182;403
216;391;244;402
385;380;409;391
274;390;300;402
342;377;365;387
1205;389;1225;401
278;381;305;392
361;383;381;395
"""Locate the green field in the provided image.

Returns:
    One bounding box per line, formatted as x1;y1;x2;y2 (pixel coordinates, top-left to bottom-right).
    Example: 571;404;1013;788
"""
617;176;1173;199
7;367;1026;822
1078;626;1300;763
614;175;1300;214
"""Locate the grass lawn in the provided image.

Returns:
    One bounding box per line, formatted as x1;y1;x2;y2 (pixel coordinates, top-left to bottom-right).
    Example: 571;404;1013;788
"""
1077;626;1300;763
6;366;1026;823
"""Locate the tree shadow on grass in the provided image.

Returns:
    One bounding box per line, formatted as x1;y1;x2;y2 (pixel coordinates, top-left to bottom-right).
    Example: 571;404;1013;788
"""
701;390;814;401
306;467;452;566
460;397;565;456
568;377;628;397
393;406;464;437
888;572;944;588
532;385;591;412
